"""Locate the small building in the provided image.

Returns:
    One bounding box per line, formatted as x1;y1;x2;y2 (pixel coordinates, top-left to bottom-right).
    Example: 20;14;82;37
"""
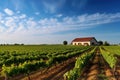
71;37;98;46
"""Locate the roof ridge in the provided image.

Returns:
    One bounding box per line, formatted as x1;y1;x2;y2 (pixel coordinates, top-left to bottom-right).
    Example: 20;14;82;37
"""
72;37;96;42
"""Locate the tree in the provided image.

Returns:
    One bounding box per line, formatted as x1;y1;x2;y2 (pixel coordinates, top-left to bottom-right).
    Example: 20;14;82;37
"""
98;41;103;46
104;41;110;46
63;41;68;45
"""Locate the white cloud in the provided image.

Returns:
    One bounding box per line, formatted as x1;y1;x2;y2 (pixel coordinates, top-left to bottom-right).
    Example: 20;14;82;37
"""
19;14;26;19
4;8;14;16
1;12;120;34
56;14;63;18
0;11;120;44
72;0;88;9
43;2;56;13
42;0;66;13
11;0;25;11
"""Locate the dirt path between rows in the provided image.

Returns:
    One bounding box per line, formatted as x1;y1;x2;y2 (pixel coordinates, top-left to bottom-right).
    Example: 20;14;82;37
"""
0;47;93;80
21;57;75;80
20;48;93;80
77;49;99;80
2;47;119;80
114;55;120;80
78;48;116;80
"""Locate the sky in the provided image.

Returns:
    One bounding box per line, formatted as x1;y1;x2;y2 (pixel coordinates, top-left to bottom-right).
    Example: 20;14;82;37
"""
0;0;120;44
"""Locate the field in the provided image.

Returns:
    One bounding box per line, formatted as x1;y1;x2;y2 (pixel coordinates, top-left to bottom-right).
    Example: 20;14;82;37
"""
0;45;120;80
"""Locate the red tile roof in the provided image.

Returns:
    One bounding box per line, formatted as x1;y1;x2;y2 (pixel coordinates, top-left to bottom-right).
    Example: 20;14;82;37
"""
72;37;96;42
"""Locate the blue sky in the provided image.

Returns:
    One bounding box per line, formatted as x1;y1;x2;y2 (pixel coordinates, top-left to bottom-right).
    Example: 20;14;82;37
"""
0;0;120;44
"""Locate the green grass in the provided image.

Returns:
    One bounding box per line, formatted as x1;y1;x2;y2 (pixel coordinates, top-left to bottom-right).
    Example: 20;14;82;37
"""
103;46;120;55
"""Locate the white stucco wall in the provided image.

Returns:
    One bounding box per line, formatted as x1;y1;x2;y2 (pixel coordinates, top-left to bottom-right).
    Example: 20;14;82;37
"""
72;39;98;46
72;41;90;46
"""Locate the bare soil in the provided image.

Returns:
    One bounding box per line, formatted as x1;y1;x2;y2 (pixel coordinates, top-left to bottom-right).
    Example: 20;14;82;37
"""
20;48;93;80
21;57;76;80
78;48;116;80
0;48;92;80
1;47;120;80
114;55;120;80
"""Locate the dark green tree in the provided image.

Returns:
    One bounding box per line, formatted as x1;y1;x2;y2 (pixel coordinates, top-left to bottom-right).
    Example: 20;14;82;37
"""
98;41;103;45
63;41;68;45
104;41;110;46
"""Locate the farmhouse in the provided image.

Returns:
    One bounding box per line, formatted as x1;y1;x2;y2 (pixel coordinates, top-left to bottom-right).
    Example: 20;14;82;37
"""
71;37;98;46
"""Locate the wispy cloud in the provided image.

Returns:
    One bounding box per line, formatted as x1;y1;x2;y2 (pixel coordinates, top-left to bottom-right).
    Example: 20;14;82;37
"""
11;0;25;11
19;14;26;19
1;8;120;43
72;0;88;9
1;10;120;34
42;0;66;13
4;8;14;15
56;14;63;18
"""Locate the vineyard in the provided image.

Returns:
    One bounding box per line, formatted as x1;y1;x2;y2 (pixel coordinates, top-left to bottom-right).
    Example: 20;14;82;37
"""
0;45;120;80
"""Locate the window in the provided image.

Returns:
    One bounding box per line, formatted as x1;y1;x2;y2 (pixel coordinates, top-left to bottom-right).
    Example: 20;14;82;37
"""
74;43;76;45
78;43;82;45
84;43;89;46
